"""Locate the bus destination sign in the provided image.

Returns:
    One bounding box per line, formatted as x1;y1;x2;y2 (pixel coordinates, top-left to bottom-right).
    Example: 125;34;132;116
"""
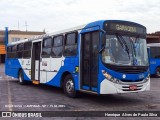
104;22;146;36
113;24;137;33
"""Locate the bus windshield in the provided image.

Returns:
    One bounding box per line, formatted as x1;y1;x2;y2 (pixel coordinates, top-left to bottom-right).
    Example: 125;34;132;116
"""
102;35;149;66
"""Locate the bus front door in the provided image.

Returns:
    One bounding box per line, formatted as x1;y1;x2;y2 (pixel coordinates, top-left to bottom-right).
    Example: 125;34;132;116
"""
81;31;99;92
31;41;41;83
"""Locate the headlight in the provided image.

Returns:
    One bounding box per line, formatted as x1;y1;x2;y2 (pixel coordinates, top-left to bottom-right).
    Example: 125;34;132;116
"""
102;70;119;83
144;74;150;82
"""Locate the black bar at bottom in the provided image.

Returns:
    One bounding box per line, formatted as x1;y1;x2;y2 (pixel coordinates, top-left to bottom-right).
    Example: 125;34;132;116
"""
0;111;160;117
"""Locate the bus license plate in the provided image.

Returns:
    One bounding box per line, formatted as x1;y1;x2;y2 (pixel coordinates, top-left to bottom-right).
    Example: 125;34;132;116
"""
129;85;137;91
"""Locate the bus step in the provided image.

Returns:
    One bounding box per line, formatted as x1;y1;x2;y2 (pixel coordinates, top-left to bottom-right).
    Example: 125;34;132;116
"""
32;80;40;85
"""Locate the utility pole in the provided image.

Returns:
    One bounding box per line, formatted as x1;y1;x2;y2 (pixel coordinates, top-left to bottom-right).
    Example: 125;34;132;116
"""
18;21;19;30
25;21;29;32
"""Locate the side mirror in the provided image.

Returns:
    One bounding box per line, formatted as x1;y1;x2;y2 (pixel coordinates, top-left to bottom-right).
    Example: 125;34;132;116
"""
99;29;106;47
99;32;106;53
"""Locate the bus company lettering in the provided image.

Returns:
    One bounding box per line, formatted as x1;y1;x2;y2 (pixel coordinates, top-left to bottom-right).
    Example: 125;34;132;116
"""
116;24;137;33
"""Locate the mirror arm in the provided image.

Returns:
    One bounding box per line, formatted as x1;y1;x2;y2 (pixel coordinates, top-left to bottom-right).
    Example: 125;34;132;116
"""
99;29;106;34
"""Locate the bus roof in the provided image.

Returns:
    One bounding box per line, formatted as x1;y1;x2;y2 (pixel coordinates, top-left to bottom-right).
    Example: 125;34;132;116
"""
8;20;145;46
7;24;87;46
147;43;160;47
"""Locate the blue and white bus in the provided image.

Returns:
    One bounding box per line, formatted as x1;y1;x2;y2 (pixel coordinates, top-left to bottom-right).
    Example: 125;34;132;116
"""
147;43;160;77
5;20;150;97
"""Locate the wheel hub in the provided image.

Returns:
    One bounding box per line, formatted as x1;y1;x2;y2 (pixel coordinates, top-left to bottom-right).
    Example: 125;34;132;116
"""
66;79;74;93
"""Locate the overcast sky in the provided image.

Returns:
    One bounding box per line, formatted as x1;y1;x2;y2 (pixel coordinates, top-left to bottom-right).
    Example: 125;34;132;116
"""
1;0;160;33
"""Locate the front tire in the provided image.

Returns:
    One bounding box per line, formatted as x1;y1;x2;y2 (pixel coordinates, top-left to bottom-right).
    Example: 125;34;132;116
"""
155;67;160;78
63;74;78;98
18;70;26;85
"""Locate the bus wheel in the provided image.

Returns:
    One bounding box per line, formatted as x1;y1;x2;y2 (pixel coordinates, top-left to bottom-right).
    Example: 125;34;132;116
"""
18;70;26;85
156;67;160;78
63;74;77;98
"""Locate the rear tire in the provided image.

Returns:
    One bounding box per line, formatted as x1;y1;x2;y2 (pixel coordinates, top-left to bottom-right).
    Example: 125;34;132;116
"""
63;74;78;98
155;67;160;78
18;70;26;85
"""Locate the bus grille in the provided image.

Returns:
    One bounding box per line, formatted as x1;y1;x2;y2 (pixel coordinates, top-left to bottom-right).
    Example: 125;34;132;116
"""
115;69;146;74
120;79;144;82
122;85;143;91
105;64;148;74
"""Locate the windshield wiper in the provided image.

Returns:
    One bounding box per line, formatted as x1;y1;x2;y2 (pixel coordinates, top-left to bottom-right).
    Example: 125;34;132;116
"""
99;45;105;53
130;38;137;57
116;34;130;60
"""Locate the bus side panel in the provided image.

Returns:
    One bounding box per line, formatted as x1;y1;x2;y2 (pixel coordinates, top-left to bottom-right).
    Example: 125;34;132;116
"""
149;58;160;75
5;59;11;77
46;71;79;90
23;70;31;81
45;72;62;87
5;59;21;78
5;58;31;80
62;57;79;90
46;57;79;90
12;59;20;78
5;59;12;76
22;58;31;81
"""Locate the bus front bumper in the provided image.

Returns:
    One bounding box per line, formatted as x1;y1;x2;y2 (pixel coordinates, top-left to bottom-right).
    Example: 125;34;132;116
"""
100;78;150;94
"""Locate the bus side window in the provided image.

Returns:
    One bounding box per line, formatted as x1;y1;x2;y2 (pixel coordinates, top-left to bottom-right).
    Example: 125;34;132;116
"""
17;43;24;58
150;47;160;59
51;35;63;58
7;46;12;59
12;45;17;58
23;42;32;58
64;32;78;56
42;37;52;58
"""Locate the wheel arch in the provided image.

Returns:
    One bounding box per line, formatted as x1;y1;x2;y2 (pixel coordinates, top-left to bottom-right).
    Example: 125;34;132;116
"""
60;71;72;88
18;68;23;77
155;66;160;77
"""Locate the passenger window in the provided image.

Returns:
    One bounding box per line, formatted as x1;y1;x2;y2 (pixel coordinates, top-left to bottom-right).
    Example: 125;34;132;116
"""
7;46;12;52
7;46;12;59
18;43;24;51
44;38;52;47
64;32;78;56
12;45;17;52
150;47;160;58
23;42;32;58
10;45;17;58
24;42;32;50
42;37;52;58
17;43;24;58
51;35;63;57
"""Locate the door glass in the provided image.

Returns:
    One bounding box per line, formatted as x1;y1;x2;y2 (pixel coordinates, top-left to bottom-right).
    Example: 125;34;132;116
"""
91;32;99;87
82;33;90;86
81;31;99;89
